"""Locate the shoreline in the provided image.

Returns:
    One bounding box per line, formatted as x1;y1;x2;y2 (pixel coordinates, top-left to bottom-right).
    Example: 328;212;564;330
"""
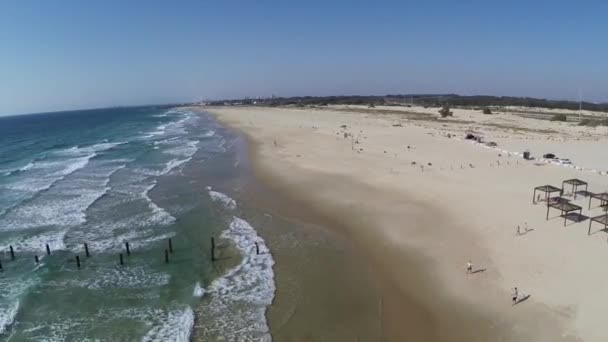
200;105;605;341
238;133;510;341
225;116;390;340
199;107;503;341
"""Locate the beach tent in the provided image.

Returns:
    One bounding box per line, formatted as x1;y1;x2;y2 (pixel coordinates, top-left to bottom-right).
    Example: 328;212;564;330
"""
588;214;608;235
561;179;588;199
588;192;608;210
532;185;562;204
546;200;582;226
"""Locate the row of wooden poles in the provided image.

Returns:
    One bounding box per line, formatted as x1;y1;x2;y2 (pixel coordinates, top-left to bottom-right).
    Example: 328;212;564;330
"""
1;236;262;271
0;239;174;270
209;237;262;261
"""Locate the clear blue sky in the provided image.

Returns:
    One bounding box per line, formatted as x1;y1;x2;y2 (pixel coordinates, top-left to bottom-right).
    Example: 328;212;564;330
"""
1;1;607;115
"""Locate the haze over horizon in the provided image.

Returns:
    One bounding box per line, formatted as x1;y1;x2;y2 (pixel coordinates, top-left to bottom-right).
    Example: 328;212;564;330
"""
1;1;607;116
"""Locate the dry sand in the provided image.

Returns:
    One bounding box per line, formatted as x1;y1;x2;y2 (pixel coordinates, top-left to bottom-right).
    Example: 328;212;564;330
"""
205;104;608;341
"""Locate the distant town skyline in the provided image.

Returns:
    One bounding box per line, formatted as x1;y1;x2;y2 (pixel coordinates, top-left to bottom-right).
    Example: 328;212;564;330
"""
1;1;608;116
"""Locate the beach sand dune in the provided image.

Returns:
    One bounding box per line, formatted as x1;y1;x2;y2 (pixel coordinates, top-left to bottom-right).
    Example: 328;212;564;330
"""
205;105;608;341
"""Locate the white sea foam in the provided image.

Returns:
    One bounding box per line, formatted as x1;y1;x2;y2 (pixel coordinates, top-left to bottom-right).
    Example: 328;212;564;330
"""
142;181;176;225
200;216;275;341
128;231;176;250
46;265;171;290
142;306;194;342
55;141;124;157
201;130;215;138
0;276;39;336
0;300;19;335
4;153;96;194
163;140;198;158
0;229;67;253
161;158;192;175
0;159;125;231
208;190;237;210
193;282;205;297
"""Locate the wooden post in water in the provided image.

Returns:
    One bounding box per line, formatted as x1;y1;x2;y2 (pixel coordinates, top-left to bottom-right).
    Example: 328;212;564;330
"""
119;253;124;266
168;238;173;253
46;244;51;256
255;242;260;255
125;242;130;256
9;245;14;260
34;255;39;264
211;237;216;261
84;243;90;257
165;249;169;264
76;255;81;269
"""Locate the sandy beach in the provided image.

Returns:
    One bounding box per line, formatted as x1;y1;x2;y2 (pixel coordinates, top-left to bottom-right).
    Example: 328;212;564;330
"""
205;104;608;341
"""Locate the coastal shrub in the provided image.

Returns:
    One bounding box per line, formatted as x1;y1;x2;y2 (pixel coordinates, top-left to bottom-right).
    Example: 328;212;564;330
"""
579;118;608;127
438;105;453;118
482;108;492;114
551;114;568;122
368;103;375;108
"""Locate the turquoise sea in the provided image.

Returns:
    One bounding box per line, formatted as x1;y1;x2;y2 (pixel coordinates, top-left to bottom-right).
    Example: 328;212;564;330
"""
0;107;274;341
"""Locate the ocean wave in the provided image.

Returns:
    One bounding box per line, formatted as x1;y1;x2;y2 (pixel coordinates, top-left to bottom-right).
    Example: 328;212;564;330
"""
0;229;67;253
64;178;175;253
198;216;275;341
193;282;205;297
0;300;19;335
161;158;192;175
0;160;126;231
77;227;170;253
55;141;125;157
143;306;194;342
201;130;215;138
1;162;35;176
0;275;39;336
142;112;194;141
142;181;176;224
162;140;198;158
208;190;237;210
46;265;171;290
4;153;96;194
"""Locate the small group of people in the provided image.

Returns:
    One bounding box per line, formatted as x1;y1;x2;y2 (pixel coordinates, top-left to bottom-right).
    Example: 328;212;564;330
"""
466;261;527;305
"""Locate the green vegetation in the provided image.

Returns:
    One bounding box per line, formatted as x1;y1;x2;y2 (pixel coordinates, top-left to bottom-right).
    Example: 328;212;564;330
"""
208;94;608;113
438;105;453;118
579;118;608;127
551;114;568;122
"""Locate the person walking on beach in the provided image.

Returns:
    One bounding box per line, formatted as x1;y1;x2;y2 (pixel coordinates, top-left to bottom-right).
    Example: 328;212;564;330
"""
466;260;473;274
512;287;519;305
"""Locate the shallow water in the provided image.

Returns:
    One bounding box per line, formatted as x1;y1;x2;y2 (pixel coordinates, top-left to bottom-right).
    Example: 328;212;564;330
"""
0;107;275;340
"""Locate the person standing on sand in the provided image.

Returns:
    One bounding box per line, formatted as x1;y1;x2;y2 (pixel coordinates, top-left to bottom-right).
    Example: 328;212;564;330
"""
512;287;518;304
517;225;521;235
466;260;473;274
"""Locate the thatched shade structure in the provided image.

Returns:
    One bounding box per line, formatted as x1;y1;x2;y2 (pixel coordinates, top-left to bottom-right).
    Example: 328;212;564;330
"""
588;192;608;210
588;214;608;235
561;179;588;199
546;200;582;226
533;185;562;204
